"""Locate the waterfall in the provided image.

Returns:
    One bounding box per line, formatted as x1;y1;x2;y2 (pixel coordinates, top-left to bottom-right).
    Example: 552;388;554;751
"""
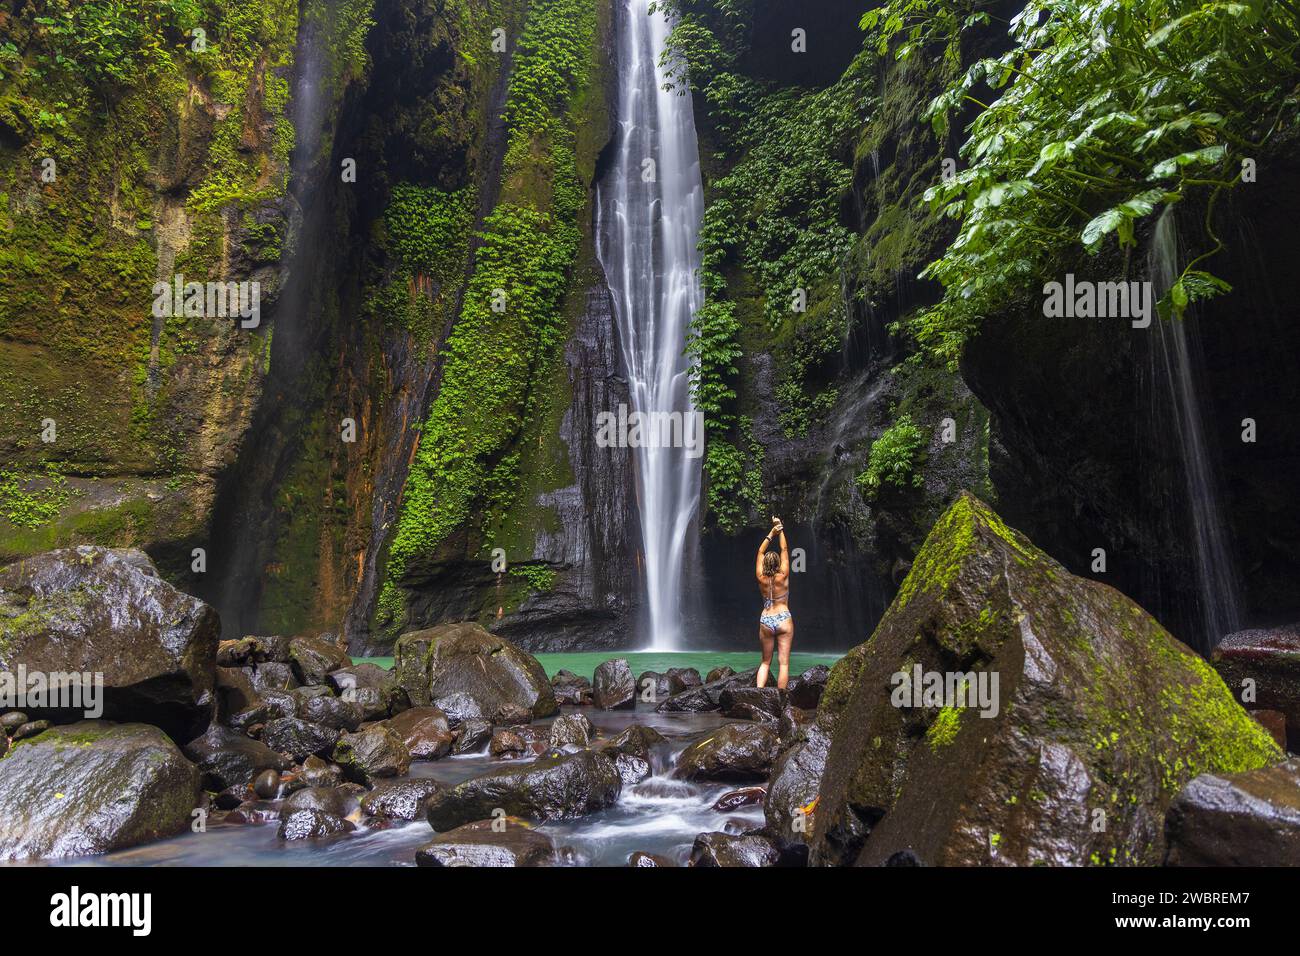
596;0;705;650
1148;209;1241;648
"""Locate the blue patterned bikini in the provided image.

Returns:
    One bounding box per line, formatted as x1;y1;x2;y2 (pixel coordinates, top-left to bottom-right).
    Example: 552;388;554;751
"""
759;574;791;634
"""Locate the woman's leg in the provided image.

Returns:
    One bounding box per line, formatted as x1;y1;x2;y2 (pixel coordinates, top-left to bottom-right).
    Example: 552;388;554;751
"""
776;619;794;690
756;624;774;688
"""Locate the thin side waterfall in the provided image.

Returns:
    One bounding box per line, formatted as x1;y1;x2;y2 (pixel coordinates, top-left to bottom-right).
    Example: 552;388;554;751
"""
1148;209;1241;649
596;0;705;650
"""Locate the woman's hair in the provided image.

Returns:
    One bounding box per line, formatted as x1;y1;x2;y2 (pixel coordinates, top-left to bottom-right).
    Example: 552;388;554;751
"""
762;550;781;577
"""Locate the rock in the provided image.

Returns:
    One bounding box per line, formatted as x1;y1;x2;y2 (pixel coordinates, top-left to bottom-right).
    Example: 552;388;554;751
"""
299;694;364;732
299;754;344;789
0;721;199;861
181;723;291;791
1250;709;1288;750
551;670;592;706
13;719;50;740
394;622;557;720
253;769;281;799
333;725;410;782
426;750;622;830
0;546;218;742
415;819;559;867
288;634;351;686
656;668;760;714
260;689;298;719
216;638;259;667
495;702;533;725
254;635;293;663
261;717;341;762
637;671;671;702
720;686;782;722
227;702;272;734
676;723;780;782
713;787;767;812
549;713;595;747
689;832;780;867
0;712;28;734
361;778;442;821
433;691;487;725
1212;626;1300;748
706;666;735;684
613;753;652;785
329;663;409;719
277;809;353;841
628;851;675;867
787;665;830;709
606;724;666;761
451;718;492;756
1165;758;1300;866
281;786;360;820
249;662;298;694
765;721;831;846
490;725;549;759
215;666;260;721
777;704;814;748
592;658;636;710
385;706;454;760
227;800;281;825
667;667;703;695
810;493;1283;868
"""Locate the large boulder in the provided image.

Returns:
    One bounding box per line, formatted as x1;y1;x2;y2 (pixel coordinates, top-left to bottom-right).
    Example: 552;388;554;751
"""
394;623;557;720
1164;758;1300;866
0;721;199;860
333;725;410;783
261;717;341;762
689;831;780;867
765;721;832;847
0;547;218;741
362;778;442;821
182;723;291;791
656;668;760;714
676;723;780;782
288;634;352;686
425;749;621;831
1211;626;1300;749
809;493;1282;867
415;819;560;867
385;706;454;760
592;658;636;710
720;687;782;722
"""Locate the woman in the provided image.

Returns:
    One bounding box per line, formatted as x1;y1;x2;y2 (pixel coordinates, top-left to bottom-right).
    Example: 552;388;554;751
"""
755;516;793;689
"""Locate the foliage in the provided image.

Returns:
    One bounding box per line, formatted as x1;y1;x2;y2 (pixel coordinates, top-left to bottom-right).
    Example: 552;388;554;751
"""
0;464;74;530
509;563;556;592
856;414;927;496
864;0;1300;364
384;185;474;278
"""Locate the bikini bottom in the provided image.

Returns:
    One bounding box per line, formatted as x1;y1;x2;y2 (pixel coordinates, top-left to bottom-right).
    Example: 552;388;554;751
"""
759;610;792;634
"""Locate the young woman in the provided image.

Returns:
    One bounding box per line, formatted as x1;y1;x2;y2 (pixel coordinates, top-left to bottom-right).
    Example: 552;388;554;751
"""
755;516;793;689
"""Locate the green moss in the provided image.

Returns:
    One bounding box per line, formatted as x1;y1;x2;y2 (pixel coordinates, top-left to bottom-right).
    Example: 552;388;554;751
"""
926;705;961;749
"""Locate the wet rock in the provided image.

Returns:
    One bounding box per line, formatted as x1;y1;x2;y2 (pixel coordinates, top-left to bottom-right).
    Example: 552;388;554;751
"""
13;719;50;740
181;723;291;791
1212;626;1300;748
656;668;760;714
667;667;703;695
281;785;360;820
1250;709;1288;750
249;662;298;694
810;494;1282;868
777;704;814;748
329;663;409;720
720;686;782;722
253;769;281;799
689;832;780;867
299;694;364;732
706;666;735;684
385;706;454;760
677;723;780;782
213;787;247;810
426;750;622;830
0;721;199;861
288;634;351;687
451;717;492;756
713;787;767;812
629;851;675;867
415;819;559;867
787;665;830;709
361;778;442;821
606;724;667;761
495;702;534;725
0;712;28;734
592;658;636;710
765;721;831;846
0;546;218;742
394;623;557;720
277;808;354;841
333;725;410;783
1165;758;1300;866
259;689;298;720
549;713;595;747
215;666;260;721
217;638;259;667
490;725;549;759
254;635;294;663
614;752;652;785
551;670;592;706
299;754;345;789
261;717;341;762
434;692;487;725
228;800;281;825
227;702;272;734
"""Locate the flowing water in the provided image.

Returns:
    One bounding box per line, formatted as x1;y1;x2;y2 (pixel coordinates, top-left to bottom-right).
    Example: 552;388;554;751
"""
1147;209;1241;649
596;0;706;650
43;706;769;868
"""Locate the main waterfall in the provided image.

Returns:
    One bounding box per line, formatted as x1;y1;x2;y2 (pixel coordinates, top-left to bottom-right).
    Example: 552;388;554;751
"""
596;0;706;650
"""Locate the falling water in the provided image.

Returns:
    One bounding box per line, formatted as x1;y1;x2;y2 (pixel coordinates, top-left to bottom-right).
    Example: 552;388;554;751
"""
1148;209;1241;648
595;0;705;650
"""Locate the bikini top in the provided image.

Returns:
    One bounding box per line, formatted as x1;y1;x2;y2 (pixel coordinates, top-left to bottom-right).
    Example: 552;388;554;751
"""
762;573;789;608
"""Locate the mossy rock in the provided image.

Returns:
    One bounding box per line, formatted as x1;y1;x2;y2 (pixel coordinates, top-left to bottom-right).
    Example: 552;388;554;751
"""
809;492;1282;867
